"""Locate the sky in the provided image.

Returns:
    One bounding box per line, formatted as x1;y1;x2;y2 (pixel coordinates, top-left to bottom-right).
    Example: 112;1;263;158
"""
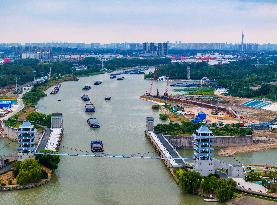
0;0;277;43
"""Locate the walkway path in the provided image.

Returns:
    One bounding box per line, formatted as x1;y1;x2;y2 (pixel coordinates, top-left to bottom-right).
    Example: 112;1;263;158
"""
233;178;268;193
36;128;51;151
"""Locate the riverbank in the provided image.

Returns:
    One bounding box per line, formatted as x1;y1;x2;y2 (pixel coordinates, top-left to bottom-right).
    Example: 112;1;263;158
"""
227;196;277;205
218;143;277;156
141;95;277;157
0;166;52;191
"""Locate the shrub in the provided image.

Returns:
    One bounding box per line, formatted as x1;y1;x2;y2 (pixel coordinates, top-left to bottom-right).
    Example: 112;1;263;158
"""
15;159;43;185
152;104;160;110
159;114;168;121
41;170;48;179
35;149;60;170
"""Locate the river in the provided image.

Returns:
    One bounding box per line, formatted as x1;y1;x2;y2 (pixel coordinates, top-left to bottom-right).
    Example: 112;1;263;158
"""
1;73;276;205
0;74;206;205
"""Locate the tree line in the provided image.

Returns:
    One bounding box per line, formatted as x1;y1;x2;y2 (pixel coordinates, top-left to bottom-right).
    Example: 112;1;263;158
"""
154;122;252;136
0;57;171;88
176;169;237;203
147;60;277;100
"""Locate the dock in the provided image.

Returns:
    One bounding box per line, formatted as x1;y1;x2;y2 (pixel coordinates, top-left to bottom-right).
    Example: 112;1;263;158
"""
145;131;192;168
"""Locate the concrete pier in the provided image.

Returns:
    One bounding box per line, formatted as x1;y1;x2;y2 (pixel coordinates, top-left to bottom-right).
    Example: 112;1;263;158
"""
145;131;192;168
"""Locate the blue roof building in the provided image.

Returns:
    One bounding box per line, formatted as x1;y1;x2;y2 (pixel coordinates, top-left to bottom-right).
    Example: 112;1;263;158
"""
17;121;36;153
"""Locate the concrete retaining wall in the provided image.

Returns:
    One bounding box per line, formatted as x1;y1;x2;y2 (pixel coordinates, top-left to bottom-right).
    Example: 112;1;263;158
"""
0;178;50;191
0;121;17;141
167;135;253;148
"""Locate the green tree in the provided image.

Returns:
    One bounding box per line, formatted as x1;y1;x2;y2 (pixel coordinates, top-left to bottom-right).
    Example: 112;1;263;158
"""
177;169;202;195
26;112;51;128
159;114;168;121
245;171;261;182
35;149;60;170
215;179;236;203
200;175;218;195
15;159;43;185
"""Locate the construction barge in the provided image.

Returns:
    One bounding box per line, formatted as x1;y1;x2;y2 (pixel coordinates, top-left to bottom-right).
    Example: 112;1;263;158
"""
141;94;238;118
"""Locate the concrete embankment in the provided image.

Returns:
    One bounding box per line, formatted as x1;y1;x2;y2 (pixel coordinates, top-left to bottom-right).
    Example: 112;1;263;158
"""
0;177;51;191
218;142;277;156
145;131;193;184
166;135;253;148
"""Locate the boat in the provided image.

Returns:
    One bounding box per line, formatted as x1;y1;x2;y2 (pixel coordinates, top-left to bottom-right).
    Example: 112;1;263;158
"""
105;97;111;101
129;70;145;75
50;85;60;94
85;103;95;112
94;81;102;85
203;198;219;202
91;140;104;152
170;82;199;87
117;76;124;81
81;94;90;101
50;90;58;94
87;117;100;128
82;85;91;90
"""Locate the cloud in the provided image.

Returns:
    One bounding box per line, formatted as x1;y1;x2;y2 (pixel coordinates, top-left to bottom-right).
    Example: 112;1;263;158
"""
0;0;276;43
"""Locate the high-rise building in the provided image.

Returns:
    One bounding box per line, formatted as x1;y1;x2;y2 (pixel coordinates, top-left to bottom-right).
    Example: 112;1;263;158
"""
149;42;157;54
17;121;36;153
157;42;168;56
143;42;149;53
162;42;168;55
193;125;215;176
143;42;168;56
157;43;163;56
241;32;245;52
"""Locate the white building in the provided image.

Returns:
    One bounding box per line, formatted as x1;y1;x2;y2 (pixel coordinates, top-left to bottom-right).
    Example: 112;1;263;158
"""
193;125;215;176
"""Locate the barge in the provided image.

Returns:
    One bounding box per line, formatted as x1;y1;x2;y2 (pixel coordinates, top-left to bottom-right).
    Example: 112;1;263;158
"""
50;84;61;94
87;117;100;128
91;140;104;152
94;81;102;85
117;76;124;81
82;85;91;90
81;94;90;101
85;103;95;112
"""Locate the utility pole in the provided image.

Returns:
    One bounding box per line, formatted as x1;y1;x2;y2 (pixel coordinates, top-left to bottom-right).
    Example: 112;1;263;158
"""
101;58;104;70
15;77;18;94
33;70;36;82
48;67;52;79
187;66;191;80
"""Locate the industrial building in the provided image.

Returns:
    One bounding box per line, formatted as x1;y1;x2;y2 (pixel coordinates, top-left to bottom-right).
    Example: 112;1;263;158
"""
51;113;63;129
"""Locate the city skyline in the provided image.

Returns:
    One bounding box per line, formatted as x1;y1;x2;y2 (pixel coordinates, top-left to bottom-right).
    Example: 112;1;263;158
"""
1;0;277;43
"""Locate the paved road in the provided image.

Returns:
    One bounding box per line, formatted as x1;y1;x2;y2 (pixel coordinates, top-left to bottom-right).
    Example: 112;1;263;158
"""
233;178;268;193
36;128;51;151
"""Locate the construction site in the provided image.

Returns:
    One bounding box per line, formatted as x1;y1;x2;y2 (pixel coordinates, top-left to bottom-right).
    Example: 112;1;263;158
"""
141;73;277;156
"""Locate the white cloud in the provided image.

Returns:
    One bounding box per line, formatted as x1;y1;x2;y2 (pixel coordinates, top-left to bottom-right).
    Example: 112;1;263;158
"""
0;0;276;43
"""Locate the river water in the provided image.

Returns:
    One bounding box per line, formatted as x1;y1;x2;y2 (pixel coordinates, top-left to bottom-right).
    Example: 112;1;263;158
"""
0;74;206;205
1;73;276;205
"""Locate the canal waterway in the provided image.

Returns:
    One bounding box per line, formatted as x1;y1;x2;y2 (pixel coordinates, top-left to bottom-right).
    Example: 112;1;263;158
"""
1;73;276;205
0;74;205;205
